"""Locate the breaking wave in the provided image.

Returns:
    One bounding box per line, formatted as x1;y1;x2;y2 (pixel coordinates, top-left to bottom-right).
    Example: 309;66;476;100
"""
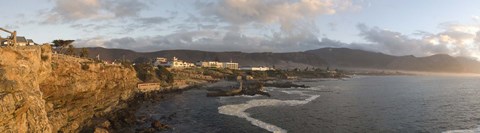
443;126;480;133
218;90;319;133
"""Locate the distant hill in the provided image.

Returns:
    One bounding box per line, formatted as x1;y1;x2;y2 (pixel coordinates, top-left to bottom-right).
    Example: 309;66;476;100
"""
84;47;328;69
83;47;480;73
304;48;480;73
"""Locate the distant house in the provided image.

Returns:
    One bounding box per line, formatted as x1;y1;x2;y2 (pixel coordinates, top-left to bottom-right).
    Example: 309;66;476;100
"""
239;66;274;71
157;57;195;69
1;36;36;46
16;36;28;46
222;62;239;70
27;39;36;45
196;61;239;69
153;57;168;67
196;61;223;68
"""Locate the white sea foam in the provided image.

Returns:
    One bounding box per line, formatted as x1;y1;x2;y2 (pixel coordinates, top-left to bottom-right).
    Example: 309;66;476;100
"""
280;90;303;94
443;126;480;133
218;90;319;133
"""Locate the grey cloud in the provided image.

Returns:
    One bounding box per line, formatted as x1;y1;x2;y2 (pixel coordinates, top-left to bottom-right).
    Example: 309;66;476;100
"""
75;22;480;60
77;30;345;53
197;24;218;30
105;0;147;18
357;24;423;55
197;0;356;33
138;17;169;25
357;23;480;58
43;0;151;23
3;24;19;29
328;22;337;31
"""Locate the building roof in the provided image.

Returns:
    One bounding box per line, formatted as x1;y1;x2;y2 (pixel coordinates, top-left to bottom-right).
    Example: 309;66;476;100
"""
16;36;27;43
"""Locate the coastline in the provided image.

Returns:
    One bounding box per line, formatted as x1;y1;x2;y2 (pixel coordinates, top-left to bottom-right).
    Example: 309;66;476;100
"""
80;80;217;132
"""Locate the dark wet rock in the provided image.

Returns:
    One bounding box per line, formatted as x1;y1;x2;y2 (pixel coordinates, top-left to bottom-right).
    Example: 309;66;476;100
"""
137;127;156;133
206;80;271;97
151;120;171;130
167;112;177;121
264;81;309;88
136;116;148;124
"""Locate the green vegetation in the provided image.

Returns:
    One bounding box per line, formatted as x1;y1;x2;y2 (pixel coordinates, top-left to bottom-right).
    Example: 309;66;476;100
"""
66;45;75;56
52;40;74;54
41;55;49;61
133;63;157;82
51;62;58;70
155;65;174;84
133;63;175;85
79;48;89;58
81;63;89;71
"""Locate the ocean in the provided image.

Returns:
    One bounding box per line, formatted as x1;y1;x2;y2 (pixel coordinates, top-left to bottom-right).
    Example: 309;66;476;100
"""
134;75;480;133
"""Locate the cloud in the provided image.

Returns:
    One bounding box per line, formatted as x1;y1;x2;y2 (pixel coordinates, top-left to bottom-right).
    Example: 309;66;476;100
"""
74;21;480;61
104;0;147;18
76;29;338;52
138;17;169;25
357;23;480;59
198;0;358;33
43;0;150;23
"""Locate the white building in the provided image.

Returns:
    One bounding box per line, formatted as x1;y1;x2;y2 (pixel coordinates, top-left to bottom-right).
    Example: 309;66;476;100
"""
1;36;36;46
239;66;274;71
158;57;195;69
196;61;239;69
153;57;168;66
223;62;239;70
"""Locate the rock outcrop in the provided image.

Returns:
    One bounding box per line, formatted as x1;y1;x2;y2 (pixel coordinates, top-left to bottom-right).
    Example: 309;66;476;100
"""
206;80;271;97
0;45;139;132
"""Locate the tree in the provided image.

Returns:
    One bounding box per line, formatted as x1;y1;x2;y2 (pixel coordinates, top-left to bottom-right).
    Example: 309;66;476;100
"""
52;40;74;54
133;57;152;64
156;65;174;84
165;73;174;85
134;63;155;82
80;48;89;58
66;45;75;56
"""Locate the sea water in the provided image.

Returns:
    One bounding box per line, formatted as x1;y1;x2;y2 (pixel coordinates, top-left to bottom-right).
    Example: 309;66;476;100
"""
135;75;480;133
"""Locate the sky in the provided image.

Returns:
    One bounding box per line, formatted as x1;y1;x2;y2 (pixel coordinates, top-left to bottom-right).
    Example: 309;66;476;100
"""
2;0;480;59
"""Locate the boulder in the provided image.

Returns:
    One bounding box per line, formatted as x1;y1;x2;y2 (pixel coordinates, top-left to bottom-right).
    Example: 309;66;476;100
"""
151;120;171;130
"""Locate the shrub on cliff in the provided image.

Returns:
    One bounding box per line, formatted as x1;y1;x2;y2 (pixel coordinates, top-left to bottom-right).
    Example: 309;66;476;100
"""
79;48;89;58
52;39;74;54
134;63;157;82
81;63;89;70
156;65;174;84
66;45;75;56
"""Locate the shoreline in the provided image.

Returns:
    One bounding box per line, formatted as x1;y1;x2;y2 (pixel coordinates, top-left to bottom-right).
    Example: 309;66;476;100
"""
80;80;215;132
82;77;347;132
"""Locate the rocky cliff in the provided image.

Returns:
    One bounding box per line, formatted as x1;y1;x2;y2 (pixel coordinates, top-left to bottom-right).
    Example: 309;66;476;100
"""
0;45;140;132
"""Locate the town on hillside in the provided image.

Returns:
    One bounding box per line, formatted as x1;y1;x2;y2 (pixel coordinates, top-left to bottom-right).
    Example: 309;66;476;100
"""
151;56;275;71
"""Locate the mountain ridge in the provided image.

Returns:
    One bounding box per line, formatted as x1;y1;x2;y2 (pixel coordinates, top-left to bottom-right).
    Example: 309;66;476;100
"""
82;47;480;73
